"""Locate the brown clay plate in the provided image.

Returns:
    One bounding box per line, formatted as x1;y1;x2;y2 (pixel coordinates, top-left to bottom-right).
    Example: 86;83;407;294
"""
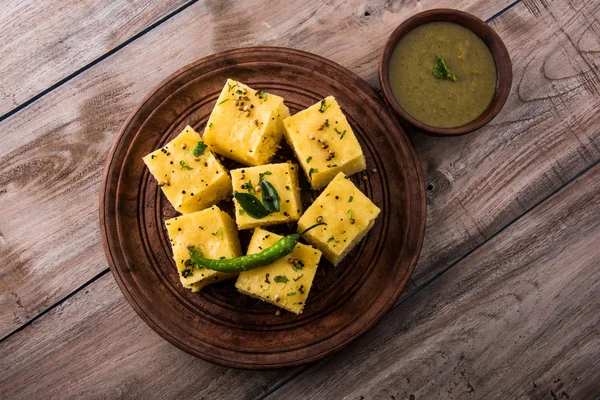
100;47;426;369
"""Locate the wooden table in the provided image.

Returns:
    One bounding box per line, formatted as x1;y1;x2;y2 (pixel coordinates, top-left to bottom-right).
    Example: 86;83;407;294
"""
1;0;598;398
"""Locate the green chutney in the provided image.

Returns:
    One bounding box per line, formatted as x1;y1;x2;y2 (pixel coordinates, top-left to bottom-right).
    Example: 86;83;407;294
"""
389;22;497;128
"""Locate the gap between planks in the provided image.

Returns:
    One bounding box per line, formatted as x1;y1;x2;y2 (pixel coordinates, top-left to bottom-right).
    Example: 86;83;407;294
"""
0;0;200;124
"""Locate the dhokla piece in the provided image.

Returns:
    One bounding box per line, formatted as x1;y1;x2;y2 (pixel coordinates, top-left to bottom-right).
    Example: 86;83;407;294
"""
142;125;231;214
297;172;380;265
231;162;303;230
235;228;322;314
203;79;290;166
283;96;366;189
165;206;242;291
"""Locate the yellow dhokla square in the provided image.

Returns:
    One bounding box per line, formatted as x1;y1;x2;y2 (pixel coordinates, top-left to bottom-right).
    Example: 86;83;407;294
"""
231;162;303;230
297;172;380;265
235;228;322;314
203;79;290;166
165;206;242;291
283;96;366;189
142;126;231;214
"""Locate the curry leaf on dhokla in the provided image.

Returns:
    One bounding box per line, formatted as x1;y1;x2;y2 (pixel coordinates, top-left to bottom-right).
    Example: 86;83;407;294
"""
233;191;270;219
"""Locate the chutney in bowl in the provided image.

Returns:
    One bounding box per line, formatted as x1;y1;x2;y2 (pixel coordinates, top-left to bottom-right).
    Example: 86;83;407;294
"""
380;9;512;136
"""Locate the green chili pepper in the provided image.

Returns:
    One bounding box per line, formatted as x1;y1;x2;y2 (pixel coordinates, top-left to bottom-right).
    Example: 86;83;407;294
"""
187;222;326;273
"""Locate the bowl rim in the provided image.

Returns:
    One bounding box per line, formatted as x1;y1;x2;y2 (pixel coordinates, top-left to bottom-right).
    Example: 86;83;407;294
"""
379;8;513;136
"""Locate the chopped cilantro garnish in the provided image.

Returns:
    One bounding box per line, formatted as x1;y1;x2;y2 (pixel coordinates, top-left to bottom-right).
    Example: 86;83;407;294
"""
211;227;223;239
179;160;193;170
433;56;457;81
348;196;353;202
257;90;269;101
306;156;312;164
309;168;318;179
193;141;207;157
241;180;255;195
319;99;328;113
227;81;239;92
274;275;289;283
258;171;272;181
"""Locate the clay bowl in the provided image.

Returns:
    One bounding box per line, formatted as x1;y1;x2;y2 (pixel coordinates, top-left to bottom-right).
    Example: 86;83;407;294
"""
379;8;512;136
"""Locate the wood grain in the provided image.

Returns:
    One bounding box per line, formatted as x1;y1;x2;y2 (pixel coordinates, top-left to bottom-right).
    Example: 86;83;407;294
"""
0;0;188;116
265;160;600;400
0;273;298;400
0;0;598;396
0;0;514;339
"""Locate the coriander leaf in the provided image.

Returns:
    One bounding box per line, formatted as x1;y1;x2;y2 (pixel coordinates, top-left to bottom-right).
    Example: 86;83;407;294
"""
348;196;353;202
258;171;272;182
257;90;269;101
433;56;457;81
240;180;255;195
227;81;238;92
211;227;223;239
179;160;193;170
287;292;297;296
348;209;353;219
306;156;312;164
309;168;318;179
319;99;328;113
274;275;289;283
181;268;193;278
187;246;204;269
193;141;207;157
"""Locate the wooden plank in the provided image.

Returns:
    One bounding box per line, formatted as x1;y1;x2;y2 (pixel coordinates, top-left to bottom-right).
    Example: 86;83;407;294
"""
407;0;600;290
265;163;600;400
0;272;299;399
0;0;188;116
0;0;513;339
